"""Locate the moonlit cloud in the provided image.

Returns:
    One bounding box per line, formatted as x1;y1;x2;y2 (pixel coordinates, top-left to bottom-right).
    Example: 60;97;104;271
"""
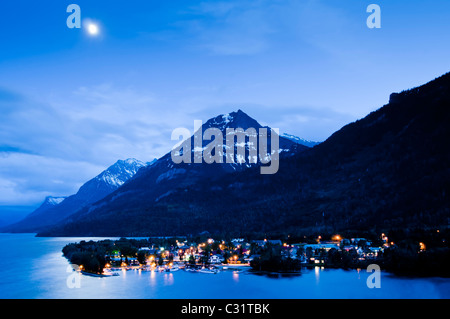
179;0;275;55
176;0;355;57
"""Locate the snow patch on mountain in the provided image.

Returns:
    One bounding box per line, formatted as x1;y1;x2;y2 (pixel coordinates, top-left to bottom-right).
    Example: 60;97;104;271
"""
281;133;321;147
45;196;66;206
96;158;146;187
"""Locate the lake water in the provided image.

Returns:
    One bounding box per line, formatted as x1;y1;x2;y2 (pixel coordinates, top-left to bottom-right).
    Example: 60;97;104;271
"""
0;233;449;299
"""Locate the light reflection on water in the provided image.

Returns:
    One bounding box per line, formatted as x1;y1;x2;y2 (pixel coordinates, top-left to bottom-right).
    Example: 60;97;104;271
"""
0;233;449;299
164;273;174;286
149;269;156;287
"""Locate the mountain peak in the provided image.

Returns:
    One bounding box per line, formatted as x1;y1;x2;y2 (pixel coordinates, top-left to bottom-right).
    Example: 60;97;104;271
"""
231;108;246;117
389;71;450;104
98;158;146;187
115;158;145;166
203;109;262;131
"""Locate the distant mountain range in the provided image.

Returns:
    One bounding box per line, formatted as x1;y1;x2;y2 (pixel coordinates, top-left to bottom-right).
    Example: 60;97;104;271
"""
2;158;149;233
281;133;321;148
5;72;450;238
2;110;305;235
34;110;307;236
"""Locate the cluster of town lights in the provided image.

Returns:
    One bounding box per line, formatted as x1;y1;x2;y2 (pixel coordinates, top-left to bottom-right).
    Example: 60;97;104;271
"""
79;230;439;271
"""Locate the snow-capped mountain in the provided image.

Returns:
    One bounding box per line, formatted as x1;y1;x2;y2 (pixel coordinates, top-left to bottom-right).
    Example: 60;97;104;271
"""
37;110;310;236
281;133;321;148
59;158;146;204
202;109;262;132
139;109;305;180
177;109;307;172
2;158;147;233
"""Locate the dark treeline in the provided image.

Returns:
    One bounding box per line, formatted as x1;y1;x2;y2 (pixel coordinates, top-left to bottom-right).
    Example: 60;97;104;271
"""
249;243;450;277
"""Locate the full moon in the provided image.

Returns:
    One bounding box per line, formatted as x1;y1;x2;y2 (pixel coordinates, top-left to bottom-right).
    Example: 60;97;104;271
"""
87;23;99;36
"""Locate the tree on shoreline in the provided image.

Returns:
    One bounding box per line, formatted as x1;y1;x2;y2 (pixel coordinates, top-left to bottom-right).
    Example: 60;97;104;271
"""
68;252;106;274
250;243;301;272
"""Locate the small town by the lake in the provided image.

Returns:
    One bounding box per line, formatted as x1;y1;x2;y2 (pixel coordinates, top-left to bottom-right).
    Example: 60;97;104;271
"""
63;229;449;278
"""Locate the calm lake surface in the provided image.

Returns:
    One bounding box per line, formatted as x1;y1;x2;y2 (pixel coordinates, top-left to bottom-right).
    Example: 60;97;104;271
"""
0;233;448;299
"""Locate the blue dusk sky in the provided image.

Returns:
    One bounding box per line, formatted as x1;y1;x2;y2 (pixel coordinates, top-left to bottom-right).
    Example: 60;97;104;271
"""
0;0;449;216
